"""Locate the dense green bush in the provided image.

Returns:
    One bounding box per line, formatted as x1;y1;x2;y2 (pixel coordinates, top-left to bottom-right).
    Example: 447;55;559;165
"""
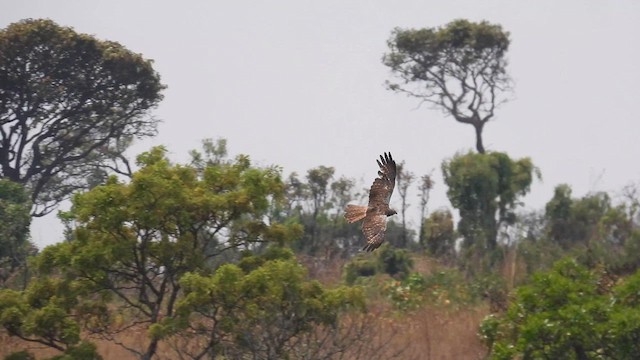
343;255;378;285
376;244;413;279
481;258;640;359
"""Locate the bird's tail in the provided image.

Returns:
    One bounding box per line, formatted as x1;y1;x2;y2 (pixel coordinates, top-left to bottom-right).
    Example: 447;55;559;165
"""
345;205;368;223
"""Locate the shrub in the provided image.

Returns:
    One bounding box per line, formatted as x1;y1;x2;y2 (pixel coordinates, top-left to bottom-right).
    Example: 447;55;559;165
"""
343;255;378;285
376;244;413;279
4;352;35;360
481;258;640;359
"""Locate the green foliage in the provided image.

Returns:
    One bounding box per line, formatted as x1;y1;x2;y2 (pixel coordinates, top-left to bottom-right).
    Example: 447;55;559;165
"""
343;255;378;285
382;273;427;311
483;259;605;359
421;209;456;261
607;271;640;357
284;167;363;257
24;145;298;358
472;273;509;312
49;342;103;360
189;138;229;169
545;185;611;248
384;19;511;153
383;269;476;311
483;259;640;359
442;151;537;273
541;184;640;272
0;179;32;285
424;269;476;306
4;351;35;360
172;253;366;358
545;184;574;246
0;19;165;215
237;245;295;273
375;244;414;279
382;219;417;252
0;277;84;352
516;236;564;277
343;245;414;285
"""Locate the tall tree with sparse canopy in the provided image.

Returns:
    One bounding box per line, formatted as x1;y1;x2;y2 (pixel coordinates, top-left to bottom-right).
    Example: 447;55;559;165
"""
383;19;511;153
0;19;165;216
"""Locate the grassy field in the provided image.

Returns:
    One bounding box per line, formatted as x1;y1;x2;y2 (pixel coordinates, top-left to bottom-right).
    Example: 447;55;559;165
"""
0;254;489;359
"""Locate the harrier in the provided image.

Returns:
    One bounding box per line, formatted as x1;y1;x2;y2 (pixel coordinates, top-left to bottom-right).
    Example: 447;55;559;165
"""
345;152;397;251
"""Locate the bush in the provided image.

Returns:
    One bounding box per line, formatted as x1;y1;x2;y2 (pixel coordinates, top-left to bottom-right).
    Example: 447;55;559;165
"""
383;269;477;311
382;273;427;310
343;255;378;285
50;342;103;360
376;244;413;279
424;269;476;306
5;352;35;360
482;258;640;359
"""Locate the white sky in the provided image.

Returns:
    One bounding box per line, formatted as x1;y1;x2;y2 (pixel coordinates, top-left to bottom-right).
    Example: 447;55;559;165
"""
2;1;639;248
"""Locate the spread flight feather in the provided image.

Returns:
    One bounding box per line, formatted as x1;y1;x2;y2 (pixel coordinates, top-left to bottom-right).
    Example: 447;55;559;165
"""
344;152;397;251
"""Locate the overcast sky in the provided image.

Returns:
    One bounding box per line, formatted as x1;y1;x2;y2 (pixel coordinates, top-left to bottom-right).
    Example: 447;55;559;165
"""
3;1;639;248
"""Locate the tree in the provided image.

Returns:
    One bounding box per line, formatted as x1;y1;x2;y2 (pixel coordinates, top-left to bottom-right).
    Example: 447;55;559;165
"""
545;185;613;249
442;151;537;272
28;146;300;359
0;179;33;287
543;185;640;271
0;19;165;216
286;167;363;257
330;176;358;219
306;166;335;221
544;184;575;247
165;248;366;359
189;138;229;169
421;209;456;261
394;161;415;248
296;166;335;255
383;19;512;153
417;172;434;247
0;276;102;357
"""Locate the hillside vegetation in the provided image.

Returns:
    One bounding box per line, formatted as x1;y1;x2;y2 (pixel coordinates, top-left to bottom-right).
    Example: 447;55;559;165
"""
2;18;640;360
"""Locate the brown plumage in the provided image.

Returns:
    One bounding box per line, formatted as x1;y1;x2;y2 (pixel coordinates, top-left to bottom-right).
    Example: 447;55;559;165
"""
344;152;397;251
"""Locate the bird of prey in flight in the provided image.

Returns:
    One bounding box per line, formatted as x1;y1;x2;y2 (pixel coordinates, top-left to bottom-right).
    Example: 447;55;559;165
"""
344;152;397;251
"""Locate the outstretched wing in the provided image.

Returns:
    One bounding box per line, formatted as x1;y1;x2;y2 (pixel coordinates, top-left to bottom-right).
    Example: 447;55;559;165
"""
361;152;397;252
366;152;396;209
362;214;387;251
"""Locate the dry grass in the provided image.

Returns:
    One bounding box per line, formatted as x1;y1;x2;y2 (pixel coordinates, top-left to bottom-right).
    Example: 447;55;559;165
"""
0;304;488;359
0;254;490;359
403;305;489;360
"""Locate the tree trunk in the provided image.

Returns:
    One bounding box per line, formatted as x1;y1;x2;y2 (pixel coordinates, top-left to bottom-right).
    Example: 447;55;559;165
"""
574;344;589;360
400;202;407;248
143;340;158;360
474;122;485;154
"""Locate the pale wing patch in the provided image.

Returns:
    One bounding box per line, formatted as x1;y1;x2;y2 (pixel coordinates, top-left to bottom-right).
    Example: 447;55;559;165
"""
361;214;387;251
